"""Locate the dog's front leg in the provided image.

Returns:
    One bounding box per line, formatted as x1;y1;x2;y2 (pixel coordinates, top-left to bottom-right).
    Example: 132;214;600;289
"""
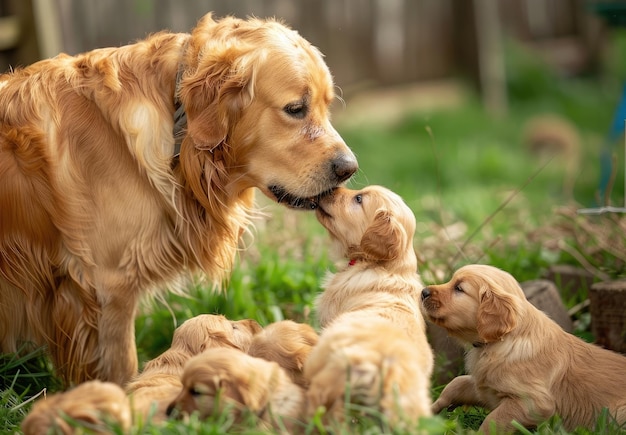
96;283;139;385
432;375;483;414
479;397;552;434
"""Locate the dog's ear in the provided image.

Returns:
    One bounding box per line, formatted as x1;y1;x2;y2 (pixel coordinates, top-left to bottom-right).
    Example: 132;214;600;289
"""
476;283;519;343
180;50;254;151
360;209;405;262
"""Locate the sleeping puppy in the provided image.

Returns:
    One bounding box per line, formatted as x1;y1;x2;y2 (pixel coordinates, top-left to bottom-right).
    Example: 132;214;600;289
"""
421;264;626;433
21;381;131;434
167;347;305;432
125;314;261;423
305;185;433;427
248;320;319;388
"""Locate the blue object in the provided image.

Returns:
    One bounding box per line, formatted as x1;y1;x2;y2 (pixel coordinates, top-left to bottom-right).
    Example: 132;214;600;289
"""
598;83;626;204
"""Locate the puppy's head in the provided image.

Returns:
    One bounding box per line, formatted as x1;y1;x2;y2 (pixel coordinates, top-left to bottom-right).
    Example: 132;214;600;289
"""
180;14;357;209
166;348;278;420
315;186;417;268
420;264;525;345
21;381;131;435
170;314;262;355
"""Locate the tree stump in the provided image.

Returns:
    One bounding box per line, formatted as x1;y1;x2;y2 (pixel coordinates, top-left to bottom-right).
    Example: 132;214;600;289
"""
521;279;573;332
589;280;626;354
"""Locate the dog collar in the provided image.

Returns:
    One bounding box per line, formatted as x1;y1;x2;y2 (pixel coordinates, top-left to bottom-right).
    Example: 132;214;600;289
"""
348;258;357;266
172;38;190;163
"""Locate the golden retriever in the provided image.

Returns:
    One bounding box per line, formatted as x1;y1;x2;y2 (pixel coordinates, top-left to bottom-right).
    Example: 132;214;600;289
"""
125;314;261;423
305;185;433;427
167;347;305;432
0;13;357;385
247;320;319;388
21;381;131;434
421;264;626;433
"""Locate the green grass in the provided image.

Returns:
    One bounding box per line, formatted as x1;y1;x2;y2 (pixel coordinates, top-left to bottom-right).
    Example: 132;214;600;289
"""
4;34;626;433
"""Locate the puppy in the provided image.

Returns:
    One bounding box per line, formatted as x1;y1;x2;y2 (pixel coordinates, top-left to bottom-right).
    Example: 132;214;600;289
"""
248;320;319;388
305;185;433;427
21;381;131;434
168;347;305;432
125;314;261;423
421;264;626;433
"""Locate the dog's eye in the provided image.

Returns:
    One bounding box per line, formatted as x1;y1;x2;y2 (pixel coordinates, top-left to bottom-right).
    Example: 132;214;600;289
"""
454;284;464;293
283;103;307;119
354;194;363;204
190;387;202;397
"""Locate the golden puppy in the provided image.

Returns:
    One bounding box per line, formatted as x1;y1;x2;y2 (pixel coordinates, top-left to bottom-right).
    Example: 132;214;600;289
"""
248;320;319;388
125;314;261;423
421;264;626;433
168;347;305;432
21;381;131;434
305;185;433;427
0;12;357;385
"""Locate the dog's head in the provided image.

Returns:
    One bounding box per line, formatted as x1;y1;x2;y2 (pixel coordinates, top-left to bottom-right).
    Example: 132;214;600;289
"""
21;381;131;435
141;314;261;376
179;14;357;209
420;264;525;345
314;185;417;269
170;314;262;355
166;348;278;420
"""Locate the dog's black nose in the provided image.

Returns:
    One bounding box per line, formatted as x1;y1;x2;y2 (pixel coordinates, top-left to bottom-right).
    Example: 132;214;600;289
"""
421;288;431;300
332;154;358;183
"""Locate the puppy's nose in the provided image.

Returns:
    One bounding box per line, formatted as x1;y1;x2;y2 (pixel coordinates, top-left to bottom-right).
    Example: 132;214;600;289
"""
421;288;431;300
332;154;358;183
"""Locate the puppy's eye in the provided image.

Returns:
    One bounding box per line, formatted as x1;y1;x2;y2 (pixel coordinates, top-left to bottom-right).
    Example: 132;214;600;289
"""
190;387;202;397
354;194;363;204
454;284;464;293
283;103;307;119
231;323;239;330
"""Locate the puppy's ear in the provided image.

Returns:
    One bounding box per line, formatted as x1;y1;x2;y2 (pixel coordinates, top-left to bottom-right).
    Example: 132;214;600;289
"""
360;209;405;262
476;284;519;342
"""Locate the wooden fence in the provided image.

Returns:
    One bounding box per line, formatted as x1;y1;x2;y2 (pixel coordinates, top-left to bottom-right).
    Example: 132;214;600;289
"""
1;0;603;93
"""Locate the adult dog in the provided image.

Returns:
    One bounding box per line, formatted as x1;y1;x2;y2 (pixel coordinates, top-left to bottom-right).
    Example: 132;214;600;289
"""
421;264;626;433
305;186;433;427
0;13;357;385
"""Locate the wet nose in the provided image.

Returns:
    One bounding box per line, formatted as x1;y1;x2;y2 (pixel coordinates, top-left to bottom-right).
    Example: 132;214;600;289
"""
332;154;358;183
421;288;431;300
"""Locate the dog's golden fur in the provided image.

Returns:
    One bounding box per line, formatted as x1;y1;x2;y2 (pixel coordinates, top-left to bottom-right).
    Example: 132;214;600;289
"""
248;320;319;388
21;381;132;434
168;347;305;431
305;185;433;426
125;314;261;423
0;13;356;385
421;264;626;433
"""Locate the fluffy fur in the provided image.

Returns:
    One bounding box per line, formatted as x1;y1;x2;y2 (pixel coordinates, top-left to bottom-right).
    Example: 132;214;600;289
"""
167;347;305;432
21;381;131;434
304;185;433;427
125;314;261;423
247;320;319;388
421;264;626;433
0;13;357;385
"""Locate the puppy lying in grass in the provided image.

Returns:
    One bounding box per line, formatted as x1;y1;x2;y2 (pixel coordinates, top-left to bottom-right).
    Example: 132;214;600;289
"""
305;185;433;428
167;347;305;432
421;264;626;433
248;320;319;388
125;314;261;423
21;381;131;434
